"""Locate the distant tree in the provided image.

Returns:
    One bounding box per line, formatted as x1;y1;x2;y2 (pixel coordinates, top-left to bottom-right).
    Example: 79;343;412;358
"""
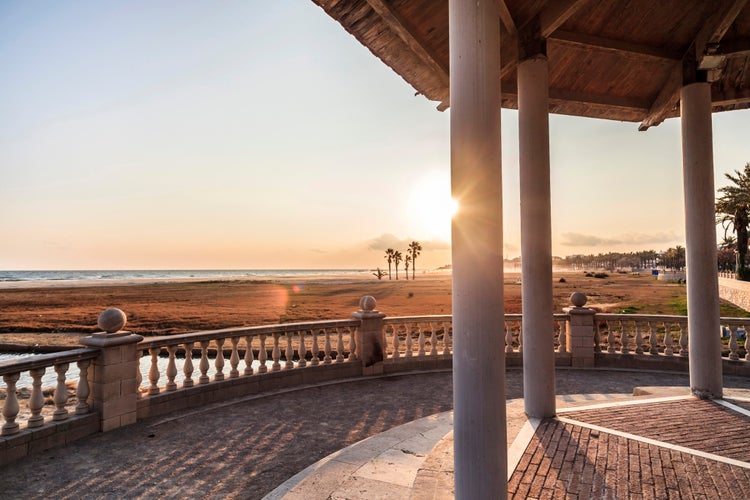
372;267;387;280
393;250;403;280
404;254;411;280
384;248;395;280
718;247;736;271
409;241;422;280
716;163;750;280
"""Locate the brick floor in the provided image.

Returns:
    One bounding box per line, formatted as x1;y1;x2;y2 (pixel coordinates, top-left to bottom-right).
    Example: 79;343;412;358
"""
510;398;750;499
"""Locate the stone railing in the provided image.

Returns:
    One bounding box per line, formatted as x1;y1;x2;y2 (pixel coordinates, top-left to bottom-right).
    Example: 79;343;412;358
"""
136;320;359;396
4;292;750;466
719;271;736;279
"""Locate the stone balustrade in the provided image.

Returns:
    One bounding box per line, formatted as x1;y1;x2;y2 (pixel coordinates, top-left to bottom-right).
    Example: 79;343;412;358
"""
4;294;750;466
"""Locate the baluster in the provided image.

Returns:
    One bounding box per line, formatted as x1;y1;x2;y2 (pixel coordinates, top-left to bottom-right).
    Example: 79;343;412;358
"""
445;324;453;355
648;321;659;355
148;348;161;394
744;325;750;361
729;325;739;360
244;336;255;375
214;339;226;380
298;330;308;367
258;334;268;373
405;324;414;357
136;350;143;397
166;345;178;391
183;342;194;387
634;322;643;355
324;329;332;364
1;373;20;435
75;359;91;415
678;322;688;357
348;327;357;362
310;330;320;366
607;321;617;353
417;323;426;356
273;333;282;370
336;328;345;363
504;321;513;353
286;332;295;369
557;320;567;353
392;325;400;359
53;363;70;421
429;322;438;355
663;322;674;356
28;368;46;426
594;320;602;353
618;320;628;354
199;340;210;383
230;337;240;378
517;322;523;352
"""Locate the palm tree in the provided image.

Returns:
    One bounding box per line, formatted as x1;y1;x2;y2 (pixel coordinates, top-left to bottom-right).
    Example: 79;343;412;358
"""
404;254;411;280
384;248;395;280
409;241;422;280
393;250;403;280
716;163;750;280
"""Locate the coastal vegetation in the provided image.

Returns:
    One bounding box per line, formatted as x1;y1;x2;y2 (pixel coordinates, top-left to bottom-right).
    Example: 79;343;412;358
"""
382;241;422;280
716;162;750;280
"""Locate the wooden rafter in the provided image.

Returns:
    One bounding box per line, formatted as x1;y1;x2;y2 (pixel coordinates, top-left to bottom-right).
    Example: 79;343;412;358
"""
539;0;590;37
549;30;681;62
500;0;589;78
364;0;449;85
639;0;748;131
496;0;517;37
712;87;750;106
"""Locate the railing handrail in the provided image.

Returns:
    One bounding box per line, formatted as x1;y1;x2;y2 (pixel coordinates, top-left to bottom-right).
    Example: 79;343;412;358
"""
594;312;750;324
0;347;99;377
137;318;361;350
383;315;452;323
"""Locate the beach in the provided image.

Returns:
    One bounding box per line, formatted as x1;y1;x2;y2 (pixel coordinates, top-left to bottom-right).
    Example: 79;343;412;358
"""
0;270;713;350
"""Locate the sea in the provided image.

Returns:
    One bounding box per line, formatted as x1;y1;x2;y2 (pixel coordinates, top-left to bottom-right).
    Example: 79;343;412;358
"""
0;269;370;285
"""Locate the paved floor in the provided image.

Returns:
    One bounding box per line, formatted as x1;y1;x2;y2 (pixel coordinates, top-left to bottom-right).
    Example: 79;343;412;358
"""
2;369;750;499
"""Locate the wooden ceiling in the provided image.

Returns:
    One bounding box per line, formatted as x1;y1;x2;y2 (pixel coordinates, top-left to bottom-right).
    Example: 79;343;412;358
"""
312;0;750;129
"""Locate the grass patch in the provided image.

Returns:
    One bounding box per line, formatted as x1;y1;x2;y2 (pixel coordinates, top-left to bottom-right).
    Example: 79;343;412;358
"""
668;296;688;316
720;301;750;318
618;306;640;314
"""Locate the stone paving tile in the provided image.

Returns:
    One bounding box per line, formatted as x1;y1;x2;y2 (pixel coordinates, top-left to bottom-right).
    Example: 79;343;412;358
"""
562;398;750;462
2;370;750;499
509;418;750;499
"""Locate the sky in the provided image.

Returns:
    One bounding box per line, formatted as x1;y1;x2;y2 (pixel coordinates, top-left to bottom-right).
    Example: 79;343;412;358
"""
1;1;749;271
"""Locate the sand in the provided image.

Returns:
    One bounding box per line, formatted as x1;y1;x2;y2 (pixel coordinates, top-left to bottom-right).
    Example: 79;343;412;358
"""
0;270;716;349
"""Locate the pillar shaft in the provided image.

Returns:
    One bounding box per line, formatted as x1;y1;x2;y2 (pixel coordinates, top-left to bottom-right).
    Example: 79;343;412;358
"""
518;56;556;418
449;0;506;497
681;82;723;399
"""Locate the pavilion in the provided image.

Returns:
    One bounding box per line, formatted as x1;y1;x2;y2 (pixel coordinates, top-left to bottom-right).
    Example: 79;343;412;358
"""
312;1;750;497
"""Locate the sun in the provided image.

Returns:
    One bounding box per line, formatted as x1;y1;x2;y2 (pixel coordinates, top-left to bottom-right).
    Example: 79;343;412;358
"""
407;175;458;240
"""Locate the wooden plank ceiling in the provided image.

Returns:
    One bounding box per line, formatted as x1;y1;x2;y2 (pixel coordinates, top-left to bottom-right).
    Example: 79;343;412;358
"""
312;0;750;129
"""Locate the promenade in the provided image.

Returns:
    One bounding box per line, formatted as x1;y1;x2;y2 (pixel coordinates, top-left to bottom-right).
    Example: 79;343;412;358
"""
3;368;750;498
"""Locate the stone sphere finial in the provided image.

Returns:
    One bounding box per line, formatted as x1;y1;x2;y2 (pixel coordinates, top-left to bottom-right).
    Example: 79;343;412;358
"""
359;295;377;312
98;308;127;333
570;292;587;308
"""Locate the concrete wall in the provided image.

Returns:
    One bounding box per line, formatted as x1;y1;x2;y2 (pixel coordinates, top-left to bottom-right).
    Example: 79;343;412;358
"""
719;277;750;313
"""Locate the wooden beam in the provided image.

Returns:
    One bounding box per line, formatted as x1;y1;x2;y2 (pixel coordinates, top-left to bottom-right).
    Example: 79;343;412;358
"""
549;30;681;62
712;88;750;106
539;0;590;37
639;0;748;131
364;0;449;84
716;37;750;58
496;0;517;37
501;81;650;113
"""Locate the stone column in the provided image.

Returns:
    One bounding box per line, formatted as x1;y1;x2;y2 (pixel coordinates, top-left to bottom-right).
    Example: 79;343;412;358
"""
80;308;143;431
564;293;596;368
518;54;556;418
681;82;722;399
351;295;386;376
449;0;506;497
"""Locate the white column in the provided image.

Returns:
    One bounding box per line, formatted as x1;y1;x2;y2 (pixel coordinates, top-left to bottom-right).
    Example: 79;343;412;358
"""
518;55;556;418
681;82;723;399
449;0;506;498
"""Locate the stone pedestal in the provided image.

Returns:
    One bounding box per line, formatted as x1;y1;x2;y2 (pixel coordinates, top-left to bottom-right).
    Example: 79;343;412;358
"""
79;309;143;432
351;296;386;376
564;293;596;368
